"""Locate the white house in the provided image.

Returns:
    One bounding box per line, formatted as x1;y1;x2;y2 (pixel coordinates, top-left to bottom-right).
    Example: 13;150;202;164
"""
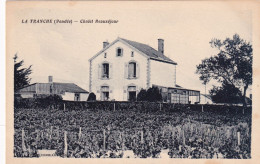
89;37;200;103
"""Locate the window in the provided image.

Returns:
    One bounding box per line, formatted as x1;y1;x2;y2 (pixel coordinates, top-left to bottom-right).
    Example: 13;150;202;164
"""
131;51;134;57
74;93;80;101
128;62;136;78
170;91;189;104
102;63;109;78
104;53;107;58
99;62;112;79
179;94;189;104
116;47;123;56
101;86;109;101
125;61;139;79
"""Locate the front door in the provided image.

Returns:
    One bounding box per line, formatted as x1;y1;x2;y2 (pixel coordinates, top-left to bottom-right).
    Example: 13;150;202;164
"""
101;86;109;101
128;91;136;101
102;91;109;101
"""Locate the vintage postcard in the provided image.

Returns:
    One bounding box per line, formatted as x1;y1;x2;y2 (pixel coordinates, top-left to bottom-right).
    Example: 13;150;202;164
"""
6;1;260;164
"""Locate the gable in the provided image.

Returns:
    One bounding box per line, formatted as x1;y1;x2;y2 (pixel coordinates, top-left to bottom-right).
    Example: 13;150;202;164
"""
89;37;177;65
89;38;149;62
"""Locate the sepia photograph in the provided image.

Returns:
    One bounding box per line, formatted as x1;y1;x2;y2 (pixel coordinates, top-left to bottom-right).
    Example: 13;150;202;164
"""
5;1;260;163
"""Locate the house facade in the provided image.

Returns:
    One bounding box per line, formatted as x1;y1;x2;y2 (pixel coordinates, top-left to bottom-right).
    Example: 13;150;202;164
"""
89;37;200;103
17;76;89;101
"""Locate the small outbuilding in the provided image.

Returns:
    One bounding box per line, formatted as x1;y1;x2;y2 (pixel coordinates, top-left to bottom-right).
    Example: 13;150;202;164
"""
154;84;200;104
16;76;89;101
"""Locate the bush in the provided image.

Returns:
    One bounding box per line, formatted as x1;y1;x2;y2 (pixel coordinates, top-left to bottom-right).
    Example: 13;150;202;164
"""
146;87;162;102
137;87;162;102
36;94;63;109
14;94;63;109
87;92;96;101
137;89;147;101
210;82;243;104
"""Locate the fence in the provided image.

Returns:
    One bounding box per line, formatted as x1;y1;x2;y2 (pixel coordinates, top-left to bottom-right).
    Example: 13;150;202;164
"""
14;120;250;158
14;98;252;114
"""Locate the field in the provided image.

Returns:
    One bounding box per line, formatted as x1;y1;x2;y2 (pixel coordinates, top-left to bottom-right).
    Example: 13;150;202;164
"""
14;106;252;158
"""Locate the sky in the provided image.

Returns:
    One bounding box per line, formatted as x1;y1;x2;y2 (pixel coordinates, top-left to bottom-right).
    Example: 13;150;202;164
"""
7;1;252;94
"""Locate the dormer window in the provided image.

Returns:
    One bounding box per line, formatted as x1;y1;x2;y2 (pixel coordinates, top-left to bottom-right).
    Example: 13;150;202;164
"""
116;47;123;57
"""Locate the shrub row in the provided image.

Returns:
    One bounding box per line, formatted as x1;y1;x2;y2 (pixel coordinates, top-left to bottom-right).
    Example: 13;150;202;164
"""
14;97;251;115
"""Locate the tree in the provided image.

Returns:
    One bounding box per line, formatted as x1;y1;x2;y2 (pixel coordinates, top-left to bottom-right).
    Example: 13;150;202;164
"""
196;34;252;106
14;54;32;92
137;89;147;101
146;86;162;102
210;82;242;104
136;87;162;102
87;92;96;101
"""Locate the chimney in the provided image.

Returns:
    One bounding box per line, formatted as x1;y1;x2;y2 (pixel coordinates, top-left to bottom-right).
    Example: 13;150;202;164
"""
158;39;164;55
103;41;109;49
48;76;53;83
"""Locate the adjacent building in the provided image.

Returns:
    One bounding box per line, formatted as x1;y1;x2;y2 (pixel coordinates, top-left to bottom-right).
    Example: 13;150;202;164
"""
16;76;89;101
89;37;200;103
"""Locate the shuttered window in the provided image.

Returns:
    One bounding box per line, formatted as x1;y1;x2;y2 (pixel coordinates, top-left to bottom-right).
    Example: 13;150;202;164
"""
128;62;136;78
98;62;112;79
125;61;139;79
102;63;109;78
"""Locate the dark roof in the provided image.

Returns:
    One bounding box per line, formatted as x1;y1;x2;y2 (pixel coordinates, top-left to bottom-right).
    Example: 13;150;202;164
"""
120;38;177;65
18;82;88;93
51;83;88;93
153;84;200;92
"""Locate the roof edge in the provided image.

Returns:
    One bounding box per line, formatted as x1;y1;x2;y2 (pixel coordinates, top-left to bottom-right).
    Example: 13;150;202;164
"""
89;37;178;65
153;84;200;92
89;37;150;62
89;38;120;62
150;57;177;65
